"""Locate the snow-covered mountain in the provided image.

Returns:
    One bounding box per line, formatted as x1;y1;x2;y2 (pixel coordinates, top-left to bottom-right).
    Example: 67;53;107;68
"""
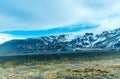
93;28;120;48
0;28;120;55
70;29;120;48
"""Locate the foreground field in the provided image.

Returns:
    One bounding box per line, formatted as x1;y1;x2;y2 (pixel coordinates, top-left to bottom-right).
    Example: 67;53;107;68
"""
0;59;120;79
0;51;120;79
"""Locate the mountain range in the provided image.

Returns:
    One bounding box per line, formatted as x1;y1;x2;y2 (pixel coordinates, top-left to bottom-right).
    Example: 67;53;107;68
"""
0;27;120;55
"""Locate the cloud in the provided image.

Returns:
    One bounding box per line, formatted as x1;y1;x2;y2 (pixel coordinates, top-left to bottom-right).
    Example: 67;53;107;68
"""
0;33;24;44
70;0;120;31
0;0;120;31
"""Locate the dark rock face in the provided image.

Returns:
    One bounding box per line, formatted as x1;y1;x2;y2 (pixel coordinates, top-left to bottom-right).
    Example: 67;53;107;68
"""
0;28;120;55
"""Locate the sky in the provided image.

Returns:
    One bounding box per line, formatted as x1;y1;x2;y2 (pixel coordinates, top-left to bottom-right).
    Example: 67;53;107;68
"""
0;0;120;43
0;0;120;32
